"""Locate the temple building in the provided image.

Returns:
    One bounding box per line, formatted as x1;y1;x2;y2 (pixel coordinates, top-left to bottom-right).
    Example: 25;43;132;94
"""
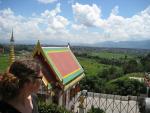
0;46;4;55
33;41;85;108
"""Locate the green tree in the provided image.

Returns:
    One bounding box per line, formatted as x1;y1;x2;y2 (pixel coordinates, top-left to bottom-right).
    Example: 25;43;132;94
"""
105;77;146;96
140;53;150;72
123;59;138;74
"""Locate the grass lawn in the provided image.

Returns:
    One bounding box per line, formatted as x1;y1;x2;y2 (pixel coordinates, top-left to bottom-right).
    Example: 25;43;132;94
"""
0;54;9;73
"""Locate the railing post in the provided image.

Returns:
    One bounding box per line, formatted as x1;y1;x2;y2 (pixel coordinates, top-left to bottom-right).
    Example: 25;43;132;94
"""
99;93;101;109
92;92;94;107
112;95;115;113
127;96;130;113
105;94;108;112
119;96;122;113
135;96;138;113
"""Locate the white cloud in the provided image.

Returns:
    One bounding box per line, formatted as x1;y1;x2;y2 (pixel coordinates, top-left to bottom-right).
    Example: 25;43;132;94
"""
71;24;87;30
72;3;150;42
41;3;69;30
103;6;150;41
38;0;57;4
72;3;103;27
41;3;61;17
0;4;69;43
0;3;150;44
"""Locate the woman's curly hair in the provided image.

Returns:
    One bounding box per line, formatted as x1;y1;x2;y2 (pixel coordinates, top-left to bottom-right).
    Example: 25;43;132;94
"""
0;73;19;100
0;59;40;101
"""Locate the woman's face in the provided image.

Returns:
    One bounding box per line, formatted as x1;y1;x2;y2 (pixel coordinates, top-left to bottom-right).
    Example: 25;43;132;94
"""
32;75;43;93
30;71;43;93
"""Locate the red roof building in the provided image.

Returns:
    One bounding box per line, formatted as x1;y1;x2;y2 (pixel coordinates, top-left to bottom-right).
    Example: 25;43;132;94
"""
33;41;85;108
0;48;4;55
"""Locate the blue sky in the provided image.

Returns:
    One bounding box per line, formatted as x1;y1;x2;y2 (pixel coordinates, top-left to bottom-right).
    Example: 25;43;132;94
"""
0;0;150;44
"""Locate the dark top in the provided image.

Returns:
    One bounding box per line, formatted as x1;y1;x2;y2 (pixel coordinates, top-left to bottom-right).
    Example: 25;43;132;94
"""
0;94;39;113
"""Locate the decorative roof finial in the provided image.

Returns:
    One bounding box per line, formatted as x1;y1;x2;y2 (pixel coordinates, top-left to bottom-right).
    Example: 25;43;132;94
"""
67;42;71;48
10;29;14;42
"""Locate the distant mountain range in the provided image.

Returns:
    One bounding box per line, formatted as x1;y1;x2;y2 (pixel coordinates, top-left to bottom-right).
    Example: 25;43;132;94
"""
1;39;150;50
91;40;150;50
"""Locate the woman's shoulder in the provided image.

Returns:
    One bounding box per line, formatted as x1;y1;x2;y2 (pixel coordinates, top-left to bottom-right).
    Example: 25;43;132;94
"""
0;100;21;113
0;100;7;111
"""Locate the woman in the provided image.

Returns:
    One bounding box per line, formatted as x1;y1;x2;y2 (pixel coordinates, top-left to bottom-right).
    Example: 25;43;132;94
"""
0;59;43;113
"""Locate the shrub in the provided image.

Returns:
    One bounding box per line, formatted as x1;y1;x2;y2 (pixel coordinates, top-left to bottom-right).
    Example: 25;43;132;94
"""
105;77;147;96
38;103;71;113
87;106;105;113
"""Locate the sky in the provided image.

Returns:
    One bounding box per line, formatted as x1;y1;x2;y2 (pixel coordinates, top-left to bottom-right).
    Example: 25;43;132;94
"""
0;0;150;44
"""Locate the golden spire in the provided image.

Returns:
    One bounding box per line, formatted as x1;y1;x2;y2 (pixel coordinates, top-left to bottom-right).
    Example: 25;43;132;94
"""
10;29;14;42
9;29;15;65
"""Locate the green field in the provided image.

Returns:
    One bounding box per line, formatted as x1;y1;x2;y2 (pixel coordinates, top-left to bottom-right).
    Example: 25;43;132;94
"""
1;54;106;75
77;57;105;76
90;51;135;60
0;53;124;76
0;52;140;78
77;57;122;77
0;54;9;73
